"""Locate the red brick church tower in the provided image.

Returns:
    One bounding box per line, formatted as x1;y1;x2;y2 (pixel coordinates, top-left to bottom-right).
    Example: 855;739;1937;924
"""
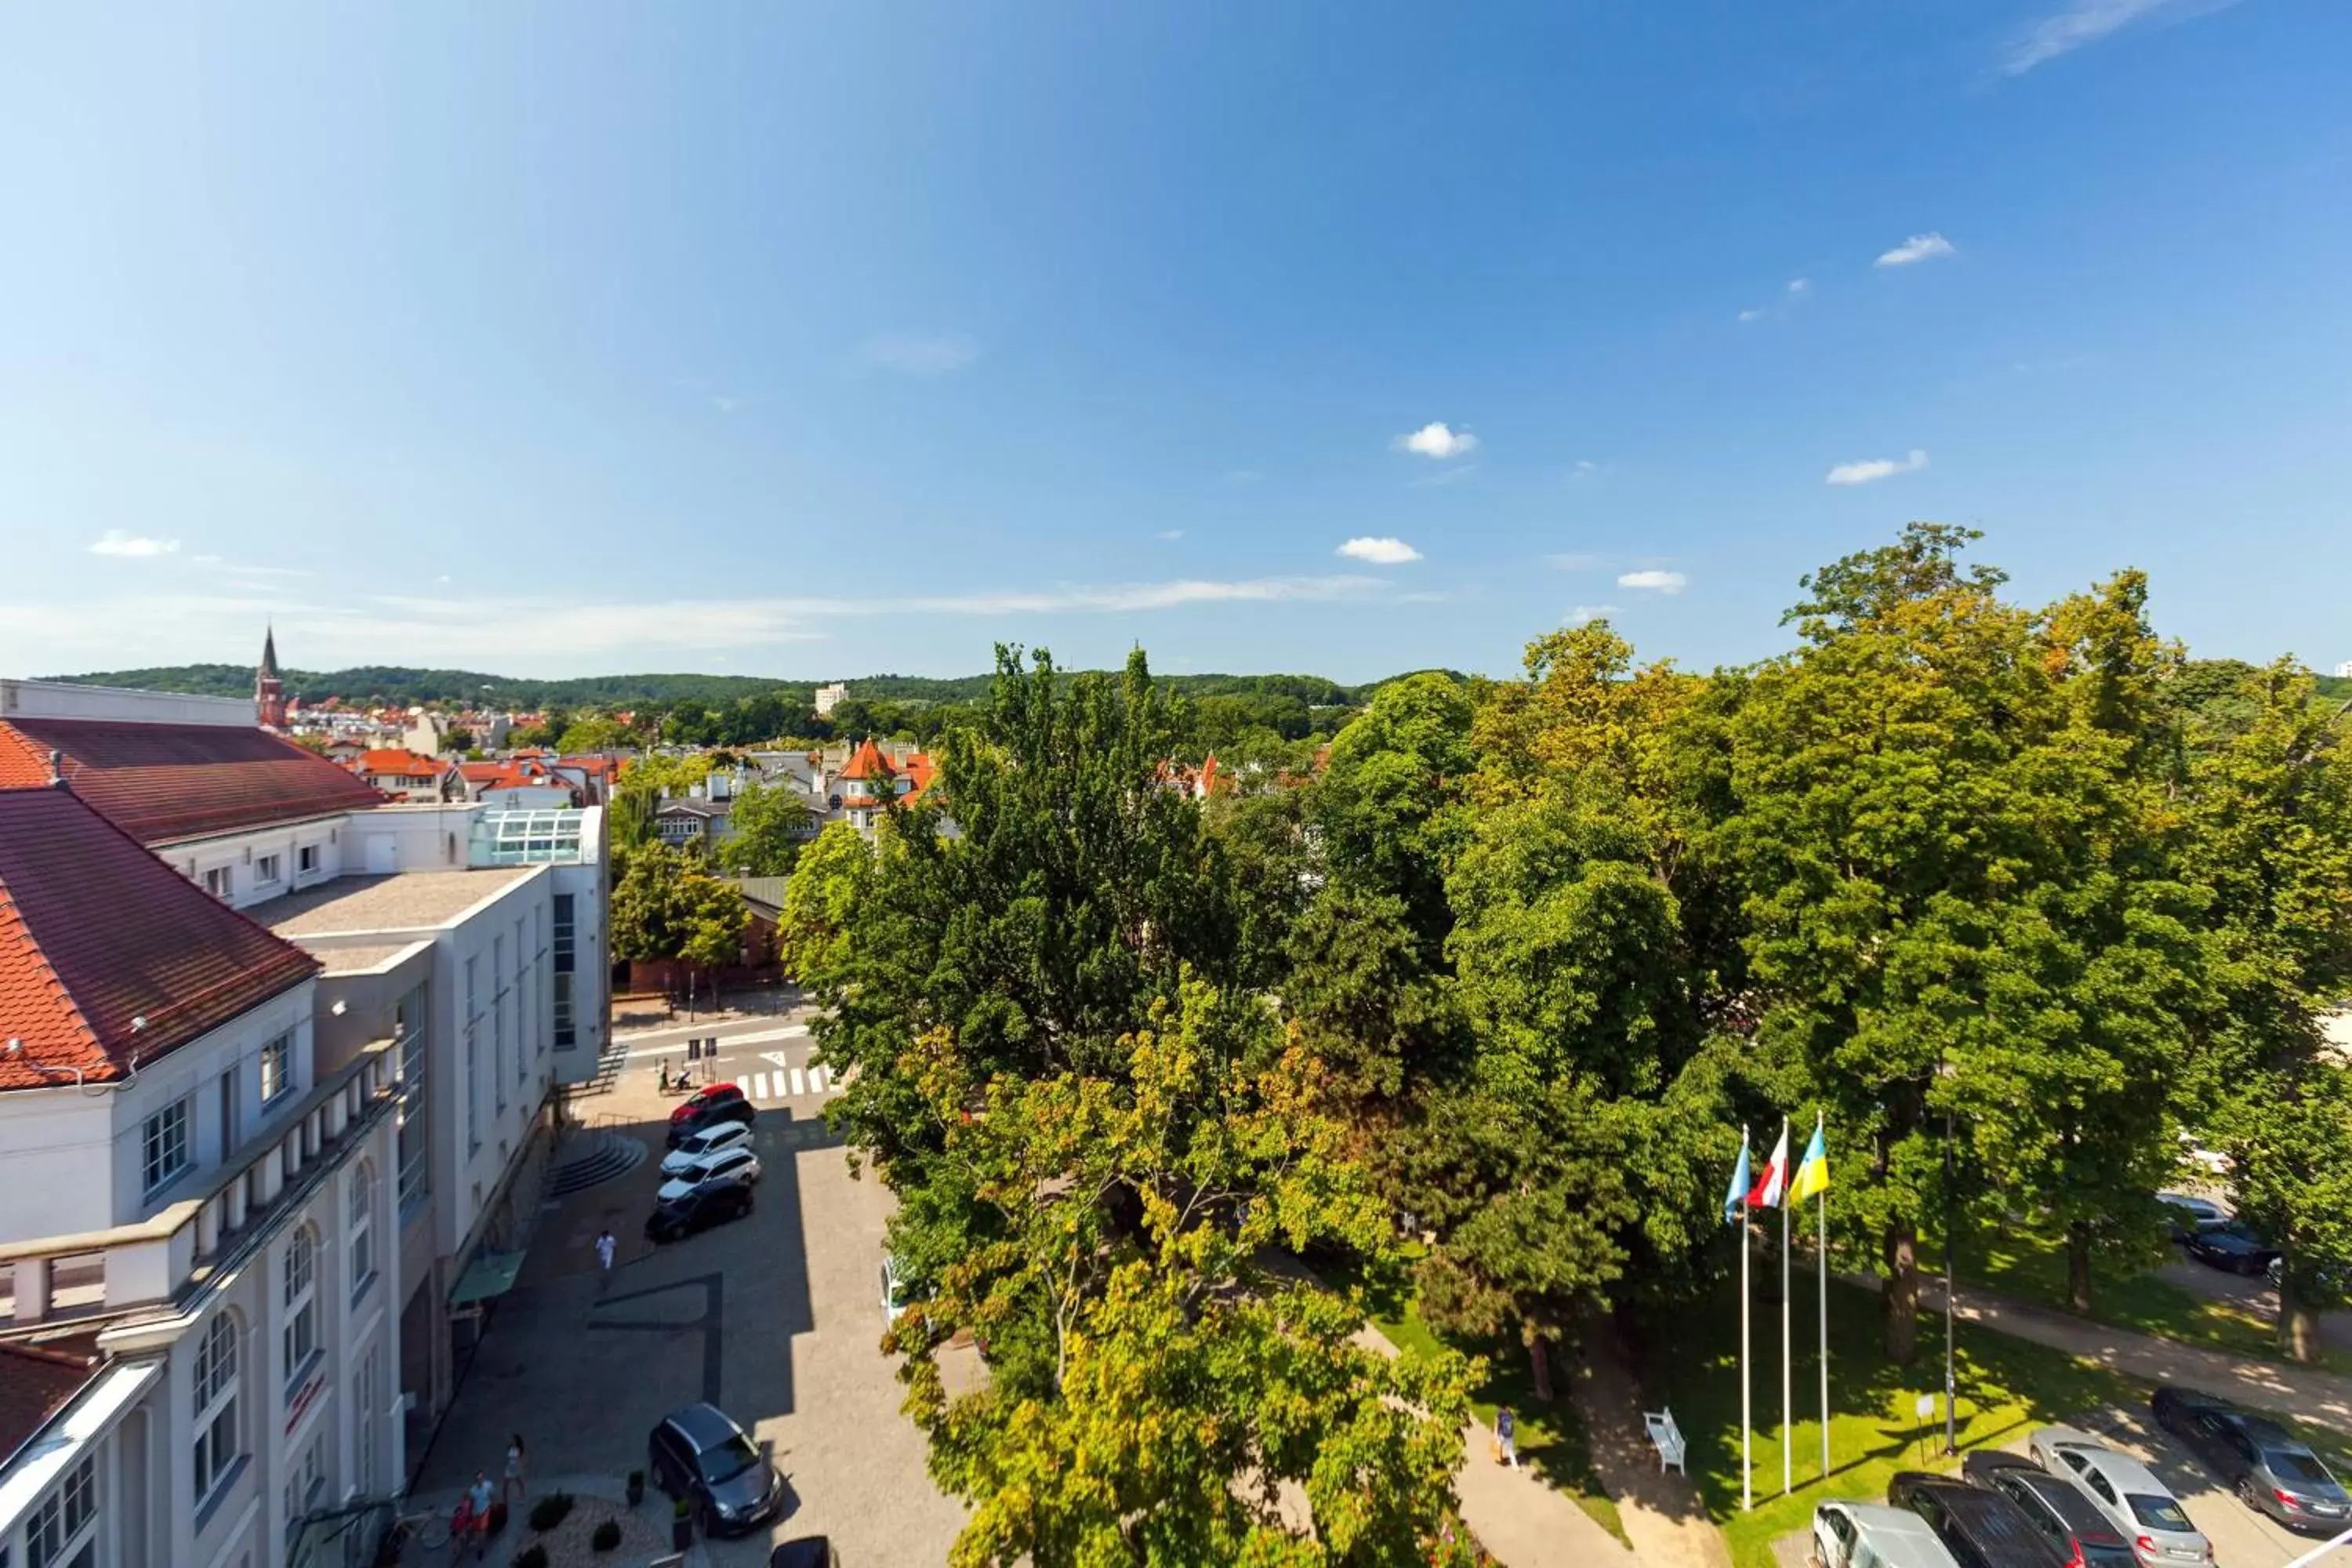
256;626;288;729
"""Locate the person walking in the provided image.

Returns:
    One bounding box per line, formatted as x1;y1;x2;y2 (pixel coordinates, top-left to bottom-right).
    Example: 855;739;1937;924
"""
595;1227;616;1292
503;1433;527;1508
1495;1406;1518;1468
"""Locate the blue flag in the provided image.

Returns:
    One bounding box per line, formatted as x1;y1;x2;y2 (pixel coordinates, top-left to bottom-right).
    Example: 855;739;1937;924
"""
1723;1127;1751;1226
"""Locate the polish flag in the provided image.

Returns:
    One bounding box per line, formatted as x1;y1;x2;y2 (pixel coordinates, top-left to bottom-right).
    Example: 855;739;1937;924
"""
1747;1123;1790;1209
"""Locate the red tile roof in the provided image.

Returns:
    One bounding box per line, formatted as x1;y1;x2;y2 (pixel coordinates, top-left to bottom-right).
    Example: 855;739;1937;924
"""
838;737;895;782
0;1337;103;1459
0;717;382;845
354;749;443;777
0;786;318;1091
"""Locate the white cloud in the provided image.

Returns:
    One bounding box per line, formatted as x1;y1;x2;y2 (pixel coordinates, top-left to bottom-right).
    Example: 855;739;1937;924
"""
1573;460;1599;475
89;531;179;558
1337;536;1423;565
1737;308;1769;324
859;332;979;376
1788;278;1809;294
1155;529;1185;542
1875;233;1957;268
1616;570;1687;593
2002;0;2238;74
1824;448;1931;486
1395;422;1479;459
1566;604;1621;625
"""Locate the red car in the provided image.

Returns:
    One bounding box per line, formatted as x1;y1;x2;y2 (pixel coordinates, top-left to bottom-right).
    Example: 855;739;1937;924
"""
666;1083;754;1147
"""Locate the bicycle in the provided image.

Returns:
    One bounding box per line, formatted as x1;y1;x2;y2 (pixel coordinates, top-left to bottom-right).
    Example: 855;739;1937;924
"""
382;1505;448;1560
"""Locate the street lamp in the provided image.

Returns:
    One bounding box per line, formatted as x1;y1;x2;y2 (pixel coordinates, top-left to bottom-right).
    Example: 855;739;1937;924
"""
1936;1061;1958;1455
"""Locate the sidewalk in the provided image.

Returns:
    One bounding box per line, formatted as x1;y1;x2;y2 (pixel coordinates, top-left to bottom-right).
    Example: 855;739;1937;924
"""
1843;1269;2352;1436
1572;1334;1735;1568
1352;1324;1632;1565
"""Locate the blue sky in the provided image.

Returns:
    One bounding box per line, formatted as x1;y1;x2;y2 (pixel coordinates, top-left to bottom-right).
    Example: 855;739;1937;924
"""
2;1;2347;683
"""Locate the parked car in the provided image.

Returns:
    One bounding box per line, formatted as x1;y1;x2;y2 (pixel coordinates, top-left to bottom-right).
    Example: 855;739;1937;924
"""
2153;1385;2352;1534
2177;1132;2232;1178
2028;1427;2209;1566
1810;1499;1962;1568
769;1541;839;1568
2158;1193;2226;1243
1960;1452;2136;1566
667;1083;755;1148
645;1181;754;1243
647;1402;785;1537
660;1121;756;1178
2266;1254;2350;1298
1887;1470;2069;1568
657;1145;763;1204
2181;1221;2278;1276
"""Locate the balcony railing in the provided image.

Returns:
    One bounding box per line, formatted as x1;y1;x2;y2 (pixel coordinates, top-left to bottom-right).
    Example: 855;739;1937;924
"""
0;1038;398;1329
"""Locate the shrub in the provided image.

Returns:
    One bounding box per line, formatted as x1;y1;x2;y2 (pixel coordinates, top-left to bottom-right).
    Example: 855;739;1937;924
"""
527;1493;574;1532
591;1519;622;1552
510;1548;548;1568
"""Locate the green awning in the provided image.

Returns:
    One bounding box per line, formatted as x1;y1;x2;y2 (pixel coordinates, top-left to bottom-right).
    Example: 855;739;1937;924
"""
448;1248;526;1306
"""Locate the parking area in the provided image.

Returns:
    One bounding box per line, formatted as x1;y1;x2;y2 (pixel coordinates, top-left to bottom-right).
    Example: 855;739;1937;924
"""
416;1056;967;1563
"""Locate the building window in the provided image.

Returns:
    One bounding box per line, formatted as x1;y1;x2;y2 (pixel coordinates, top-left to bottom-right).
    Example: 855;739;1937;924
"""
201;866;230;899
491;936;507;1112
143;1098;191;1195
464;957;481;1154
27;1451;95;1568
297;844;319;875
255;852;282;886
191;1312;241;1508
283;1431;325;1524
258;1032;292;1105
348;1161;376;1301
354;1345;379;1497
552;894;577;1049
396;986;430;1217
282;1225;318;1390
515;920;529;1078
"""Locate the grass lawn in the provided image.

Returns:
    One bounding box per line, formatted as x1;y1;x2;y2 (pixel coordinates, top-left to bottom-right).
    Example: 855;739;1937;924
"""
1327;1245;1628;1548
1626;1255;2150;1568
1952;1225;2352;1377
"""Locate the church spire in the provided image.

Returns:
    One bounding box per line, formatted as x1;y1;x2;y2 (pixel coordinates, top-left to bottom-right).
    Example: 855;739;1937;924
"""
260;624;281;680
256;626;287;728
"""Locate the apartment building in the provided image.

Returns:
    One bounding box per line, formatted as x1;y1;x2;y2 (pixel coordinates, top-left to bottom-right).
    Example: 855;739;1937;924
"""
0;665;612;1566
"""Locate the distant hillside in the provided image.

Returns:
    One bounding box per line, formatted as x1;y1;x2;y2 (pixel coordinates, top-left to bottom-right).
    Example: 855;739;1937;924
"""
42;662;1452;710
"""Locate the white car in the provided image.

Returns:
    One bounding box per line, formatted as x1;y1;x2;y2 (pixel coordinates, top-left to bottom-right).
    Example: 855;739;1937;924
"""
1811;1500;1961;1568
660;1122;755;1179
2029;1426;2209;1566
656;1145;761;1205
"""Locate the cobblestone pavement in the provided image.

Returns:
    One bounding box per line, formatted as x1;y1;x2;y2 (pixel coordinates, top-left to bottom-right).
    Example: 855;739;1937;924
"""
416;1065;965;1564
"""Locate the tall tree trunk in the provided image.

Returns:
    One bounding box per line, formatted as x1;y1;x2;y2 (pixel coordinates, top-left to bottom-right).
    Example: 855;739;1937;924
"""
1885;1221;1920;1363
2066;1221;2094;1313
1527;1334;1555;1403
2280;1257;2321;1363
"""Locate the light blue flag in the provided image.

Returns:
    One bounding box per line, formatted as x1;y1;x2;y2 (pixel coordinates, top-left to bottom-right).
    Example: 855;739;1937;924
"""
1723;1127;1751;1226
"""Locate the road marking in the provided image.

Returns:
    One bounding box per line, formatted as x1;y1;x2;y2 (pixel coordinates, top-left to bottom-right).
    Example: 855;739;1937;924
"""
760;1050;793;1070
789;1067;807;1097
750;1072;770;1102
814;1063;832;1093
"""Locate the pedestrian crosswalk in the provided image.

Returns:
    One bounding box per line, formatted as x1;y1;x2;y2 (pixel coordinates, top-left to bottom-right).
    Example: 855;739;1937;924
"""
739;1058;845;1105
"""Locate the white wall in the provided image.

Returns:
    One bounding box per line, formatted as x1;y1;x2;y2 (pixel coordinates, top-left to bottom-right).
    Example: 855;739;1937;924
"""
0;980;317;1242
171;817;350;911
0;680;252;728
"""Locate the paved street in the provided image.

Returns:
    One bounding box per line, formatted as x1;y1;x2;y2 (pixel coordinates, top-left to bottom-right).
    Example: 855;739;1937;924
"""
415;1021;966;1563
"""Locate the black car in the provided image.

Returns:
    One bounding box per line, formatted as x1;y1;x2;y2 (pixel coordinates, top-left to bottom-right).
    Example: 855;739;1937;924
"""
666;1085;757;1149
1960;1454;2135;1566
770;1541;839;1568
645;1181;754;1243
2154;1385;2352;1533
1889;1470;2070;1568
648;1402;785;1537
2182;1222;2279;1276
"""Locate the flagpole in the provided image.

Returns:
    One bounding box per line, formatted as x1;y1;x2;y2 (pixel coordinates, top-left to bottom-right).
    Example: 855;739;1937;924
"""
1741;1124;1752;1515
1817;1112;1831;1483
1781;1116;1792;1498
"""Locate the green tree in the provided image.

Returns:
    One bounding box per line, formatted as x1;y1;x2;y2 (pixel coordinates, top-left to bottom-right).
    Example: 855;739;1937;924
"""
715;780;811;877
612;843;747;1006
891;984;1479;1568
2178;662;2352;1359
775;822;877;980
555;713;635;754
1309;673;1475;957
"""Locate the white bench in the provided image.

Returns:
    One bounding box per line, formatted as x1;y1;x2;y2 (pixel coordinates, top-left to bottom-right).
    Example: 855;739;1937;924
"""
1643;1406;1688;1475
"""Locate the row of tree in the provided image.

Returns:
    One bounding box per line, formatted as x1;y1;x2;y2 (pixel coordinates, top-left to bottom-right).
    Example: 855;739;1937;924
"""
773;524;2352;1565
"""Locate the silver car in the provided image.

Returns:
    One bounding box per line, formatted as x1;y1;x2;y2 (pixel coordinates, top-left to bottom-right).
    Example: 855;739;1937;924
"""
2030;1426;2211;1566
